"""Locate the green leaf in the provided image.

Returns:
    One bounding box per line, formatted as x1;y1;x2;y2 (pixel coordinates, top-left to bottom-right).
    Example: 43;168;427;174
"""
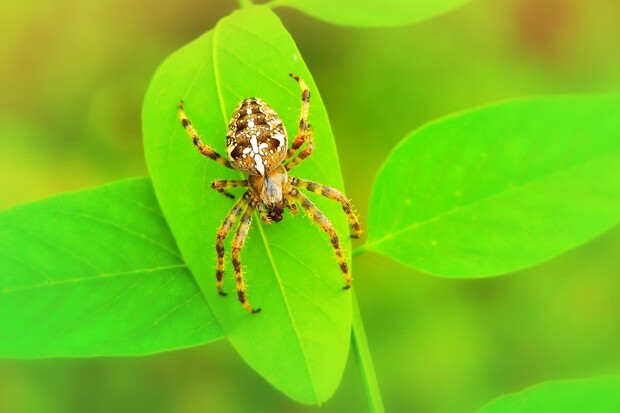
143;6;352;405
271;0;472;27
0;178;223;358
366;96;620;277
477;377;620;413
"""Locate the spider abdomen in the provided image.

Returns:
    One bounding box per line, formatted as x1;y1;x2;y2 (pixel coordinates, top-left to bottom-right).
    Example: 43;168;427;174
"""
226;98;288;176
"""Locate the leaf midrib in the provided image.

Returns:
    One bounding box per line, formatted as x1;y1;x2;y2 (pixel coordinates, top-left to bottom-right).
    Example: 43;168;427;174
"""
212;14;320;402
367;150;618;252
1;264;186;294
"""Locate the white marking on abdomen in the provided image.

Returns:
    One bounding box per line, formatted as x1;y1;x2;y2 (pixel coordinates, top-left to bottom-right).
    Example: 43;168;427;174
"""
250;136;259;153
254;154;265;175
271;131;285;146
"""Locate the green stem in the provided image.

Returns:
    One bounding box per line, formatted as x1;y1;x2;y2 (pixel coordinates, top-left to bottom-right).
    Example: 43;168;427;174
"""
264;0;287;9
351;291;385;413
238;0;253;8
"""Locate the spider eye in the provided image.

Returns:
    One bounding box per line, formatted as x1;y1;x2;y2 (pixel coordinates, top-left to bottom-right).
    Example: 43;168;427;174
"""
269;212;283;222
268;207;284;223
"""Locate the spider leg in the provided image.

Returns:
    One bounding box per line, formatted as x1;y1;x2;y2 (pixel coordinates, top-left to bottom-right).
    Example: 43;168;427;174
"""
284;194;299;216
211;179;248;199
285;73;311;162
285;126;314;171
290;189;351;289
179;101;234;169
215;191;251;295
257;205;273;225
291;177;362;238
231;200;261;313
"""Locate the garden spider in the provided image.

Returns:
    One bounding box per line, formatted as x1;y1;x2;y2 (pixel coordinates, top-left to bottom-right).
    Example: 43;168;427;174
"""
178;73;361;313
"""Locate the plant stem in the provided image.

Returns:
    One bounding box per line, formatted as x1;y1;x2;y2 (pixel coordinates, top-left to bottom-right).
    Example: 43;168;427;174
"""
351;291;385;413
238;0;253;8
264;0;287;9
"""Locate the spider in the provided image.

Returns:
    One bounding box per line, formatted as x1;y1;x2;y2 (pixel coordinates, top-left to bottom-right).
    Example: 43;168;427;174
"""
178;73;361;314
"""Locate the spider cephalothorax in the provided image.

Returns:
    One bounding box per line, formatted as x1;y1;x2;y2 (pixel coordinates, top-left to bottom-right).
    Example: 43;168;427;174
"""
178;74;361;313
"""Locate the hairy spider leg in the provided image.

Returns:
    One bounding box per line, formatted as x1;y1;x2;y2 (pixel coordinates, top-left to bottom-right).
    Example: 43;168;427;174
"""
257;206;273;225
178;101;233;169
290;177;361;238
290;189;351;289
211;179;248;199
286;73;311;161
285;126;314;171
231;200;261;313
216;192;251;295
284;194;300;216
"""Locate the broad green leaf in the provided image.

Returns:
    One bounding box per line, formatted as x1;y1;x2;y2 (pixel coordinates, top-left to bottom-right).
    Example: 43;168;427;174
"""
143;6;352;404
272;0;472;27
478;377;620;413
0;178;223;358
366;96;620;277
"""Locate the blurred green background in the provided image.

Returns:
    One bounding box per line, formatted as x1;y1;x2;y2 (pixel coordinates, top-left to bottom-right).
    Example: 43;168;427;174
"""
2;0;620;412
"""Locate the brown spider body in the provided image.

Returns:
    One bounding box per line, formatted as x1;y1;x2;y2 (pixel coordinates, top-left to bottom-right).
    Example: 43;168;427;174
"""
178;74;362;313
226;98;294;222
226;98;288;176
247;165;289;223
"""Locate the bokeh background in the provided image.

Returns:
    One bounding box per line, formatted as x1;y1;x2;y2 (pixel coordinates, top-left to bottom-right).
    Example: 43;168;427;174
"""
2;0;620;412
